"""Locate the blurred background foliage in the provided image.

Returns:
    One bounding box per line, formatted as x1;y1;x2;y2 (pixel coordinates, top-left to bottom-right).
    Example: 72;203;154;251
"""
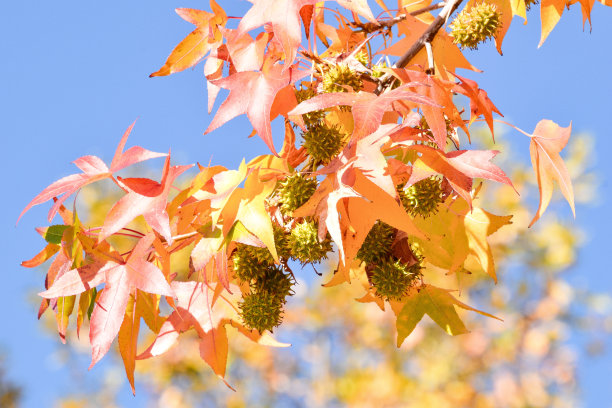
0;356;20;408
28;128;611;408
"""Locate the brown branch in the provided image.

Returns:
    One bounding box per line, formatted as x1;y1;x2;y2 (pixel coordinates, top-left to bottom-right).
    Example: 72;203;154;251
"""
349;2;447;33
375;0;465;94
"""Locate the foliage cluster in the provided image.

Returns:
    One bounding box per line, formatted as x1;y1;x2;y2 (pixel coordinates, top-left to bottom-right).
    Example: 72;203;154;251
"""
18;0;610;393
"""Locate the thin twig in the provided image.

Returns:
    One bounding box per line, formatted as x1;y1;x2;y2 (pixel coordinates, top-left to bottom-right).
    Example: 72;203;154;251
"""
349;2;446;33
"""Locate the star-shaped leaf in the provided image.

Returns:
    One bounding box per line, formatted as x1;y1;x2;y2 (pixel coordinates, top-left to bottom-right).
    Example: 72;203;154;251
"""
19;122;166;223
99;155;192;244
39;233;175;369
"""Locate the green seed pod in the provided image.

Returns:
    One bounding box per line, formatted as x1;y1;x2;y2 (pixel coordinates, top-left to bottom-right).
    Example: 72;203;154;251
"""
370;257;421;301
354;49;369;66
277;174;317;215
322;64;363;93
400;177;443;218
252;265;295;302
302;122;345;165
450;2;502;50
289;221;333;264
232;244;268;282
418;115;456;148
357;221;395;264
295;87;326;125
239;292;284;333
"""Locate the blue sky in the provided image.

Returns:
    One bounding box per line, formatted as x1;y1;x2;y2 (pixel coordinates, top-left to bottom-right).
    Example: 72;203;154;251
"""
1;1;611;406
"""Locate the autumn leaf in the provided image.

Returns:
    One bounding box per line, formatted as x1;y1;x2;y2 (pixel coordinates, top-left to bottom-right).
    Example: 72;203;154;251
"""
527;119;575;227
451;73;503;139
150;1;227;77
99;155;192;244
39;233;175;368
238;0;376;68
18;121;166;223
21;244;60;268
390;69;467;147
381;14;478;79
396;285;500;345
539;0;571;47
289;84;437;142
463;207;513;282
118;293;140;394
138;281;286;387
403;145;514;208
205;62;306;155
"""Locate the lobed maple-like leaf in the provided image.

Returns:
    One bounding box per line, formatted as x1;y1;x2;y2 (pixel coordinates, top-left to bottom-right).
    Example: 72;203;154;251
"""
149;1;227;77
39;233;175;369
138;281;287;387
403;145;514;208
527;119;575;227
18;122;166;223
99;155;193;244
396;285;500;345
204;62;306;155
238;0;376;68
289;84;437;142
451;73;502;140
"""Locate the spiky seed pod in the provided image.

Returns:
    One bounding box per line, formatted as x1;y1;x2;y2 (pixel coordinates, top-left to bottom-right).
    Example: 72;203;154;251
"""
239;292;284;333
357;222;395;264
233;244;269;282
371;62;387;78
247;224;292;263
322;64;363;93
354;49;369;66
418;115;456;147
450;2;502;50
272;224;293;259
277;174;317;215
302;123;345;165
289;221;333;263
400;177;443;218
295;87;326;125
252;265;295;302
370;258;422;301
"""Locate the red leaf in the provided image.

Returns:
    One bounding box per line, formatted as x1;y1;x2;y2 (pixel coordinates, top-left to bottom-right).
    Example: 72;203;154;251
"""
99;155;192;244
452;73;503;139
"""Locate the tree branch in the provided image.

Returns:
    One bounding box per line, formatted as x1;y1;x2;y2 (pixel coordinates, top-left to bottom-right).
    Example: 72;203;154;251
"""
349;2;447;33
375;0;465;94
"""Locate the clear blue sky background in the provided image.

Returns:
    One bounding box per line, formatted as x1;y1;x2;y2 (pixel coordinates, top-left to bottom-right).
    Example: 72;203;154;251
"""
1;1;611;406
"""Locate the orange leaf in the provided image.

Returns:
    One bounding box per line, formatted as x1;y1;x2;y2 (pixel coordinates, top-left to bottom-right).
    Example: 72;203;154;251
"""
381;14;478;79
118;293;140;395
150;2;227;77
